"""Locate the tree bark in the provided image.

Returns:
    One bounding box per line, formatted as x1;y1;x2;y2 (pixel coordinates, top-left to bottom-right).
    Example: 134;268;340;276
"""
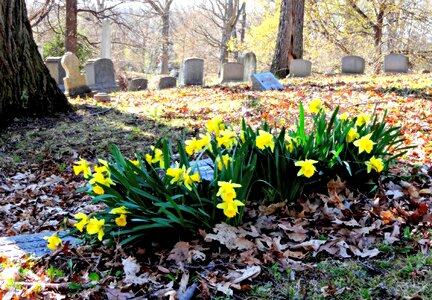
161;7;170;74
271;0;305;78
65;0;77;53
0;0;69;127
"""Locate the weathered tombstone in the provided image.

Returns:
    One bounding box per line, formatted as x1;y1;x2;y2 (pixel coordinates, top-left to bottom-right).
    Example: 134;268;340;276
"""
61;52;91;98
383;54;409;73
341;56;365;74
128;78;148;91
94;92;111;102
239;52;257;81
45;57;66;87
180;58;204;86
251;72;284;91
85;58;118;91
151;76;177;90
220;62;244;82
289;59;312;77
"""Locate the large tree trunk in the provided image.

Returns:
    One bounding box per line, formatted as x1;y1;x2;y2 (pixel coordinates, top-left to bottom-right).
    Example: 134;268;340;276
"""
0;0;69;127
271;0;305;78
65;0;77;53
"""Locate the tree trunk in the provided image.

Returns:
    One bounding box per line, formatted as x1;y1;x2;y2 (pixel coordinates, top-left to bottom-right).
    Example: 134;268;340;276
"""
373;7;385;74
0;0;69;127
271;0;305;78
161;9;170;74
65;0;77;53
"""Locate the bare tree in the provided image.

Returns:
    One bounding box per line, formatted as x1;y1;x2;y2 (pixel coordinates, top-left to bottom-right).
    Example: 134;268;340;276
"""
271;0;305;78
141;0;174;74
65;0;77;53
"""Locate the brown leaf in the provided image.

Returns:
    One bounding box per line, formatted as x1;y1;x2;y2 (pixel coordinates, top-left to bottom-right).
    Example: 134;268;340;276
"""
205;223;255;251
168;242;191;265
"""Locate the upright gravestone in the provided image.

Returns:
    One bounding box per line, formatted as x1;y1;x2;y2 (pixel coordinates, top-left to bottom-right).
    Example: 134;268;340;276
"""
221;62;244;83
86;58;118;91
180;58;204;86
45;57;66;88
239;52;257;82
251;73;284;91
61;52;91;98
128;78;148;91
151;76;177;90
342;56;365;74
383;54;409;73
290;59;312;77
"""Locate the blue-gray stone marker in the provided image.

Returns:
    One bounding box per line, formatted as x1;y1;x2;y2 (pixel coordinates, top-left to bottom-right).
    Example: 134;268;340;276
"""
251;73;284;91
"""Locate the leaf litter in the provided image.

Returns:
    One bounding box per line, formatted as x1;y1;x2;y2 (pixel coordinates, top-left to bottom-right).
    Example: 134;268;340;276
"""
0;74;431;299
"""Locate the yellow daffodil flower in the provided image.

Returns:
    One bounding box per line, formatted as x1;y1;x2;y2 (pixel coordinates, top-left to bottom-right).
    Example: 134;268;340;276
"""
216;130;237;149
308;99;322;114
339;112;350;122
365;156;384;173
89;172;115;195
355;113;371;127
110;206;129;215
217;199;245;218
86;218;105;241
285;136;294;153
73;159;92;178
216;154;232;171
217;180;242;202
129;160;141;167
353;133;376;154
346;127;360;143
74;212;88;232
166;162;184;185
183;169;201;191
145;147;165;168
44;233;62;250
239;130;246;143
115;214;127;227
295;159;318;178
256;130;275;152
185;138;201;156
206;118;225;136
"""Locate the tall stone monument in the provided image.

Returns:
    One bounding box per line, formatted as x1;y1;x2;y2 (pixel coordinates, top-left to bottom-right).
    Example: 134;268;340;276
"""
101;19;112;59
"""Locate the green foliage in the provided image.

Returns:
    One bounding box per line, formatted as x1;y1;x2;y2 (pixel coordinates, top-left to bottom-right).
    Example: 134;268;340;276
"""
71;101;409;246
43;33;92;64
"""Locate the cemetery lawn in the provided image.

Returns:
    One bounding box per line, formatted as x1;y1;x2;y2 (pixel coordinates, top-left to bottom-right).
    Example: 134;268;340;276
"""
0;74;432;299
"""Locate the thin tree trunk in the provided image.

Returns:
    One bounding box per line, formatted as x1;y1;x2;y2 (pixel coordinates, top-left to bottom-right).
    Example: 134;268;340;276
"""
0;0;69;127
161;9;170;74
373;7;385;74
65;0;77;53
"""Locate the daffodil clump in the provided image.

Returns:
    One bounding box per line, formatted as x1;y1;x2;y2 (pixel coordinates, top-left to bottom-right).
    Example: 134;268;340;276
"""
53;100;408;249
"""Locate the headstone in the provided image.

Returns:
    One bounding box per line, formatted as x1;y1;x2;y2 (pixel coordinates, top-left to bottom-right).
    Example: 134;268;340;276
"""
151;76;177;90
341;56;365;74
0;232;76;259
94;92;111;102
383;54;409;73
128;78;148;91
421;69;431;74
45;57;66;87
180;58;204;86
289;59;312;77
251;72;284;91
85;58;118;91
101;19;112;59
220;62;244;82
61;52;92;98
239;52;257;81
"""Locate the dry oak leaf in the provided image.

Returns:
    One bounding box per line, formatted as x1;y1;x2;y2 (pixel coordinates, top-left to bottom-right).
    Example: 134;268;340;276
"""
122;256;152;285
290;240;326;251
205;223;255;251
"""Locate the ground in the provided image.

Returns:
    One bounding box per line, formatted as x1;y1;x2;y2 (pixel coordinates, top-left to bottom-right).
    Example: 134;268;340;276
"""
0;74;431;299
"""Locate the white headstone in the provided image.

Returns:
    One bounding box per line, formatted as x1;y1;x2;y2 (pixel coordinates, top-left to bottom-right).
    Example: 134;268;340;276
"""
384;54;409;73
239;52;257;82
101;19;112;59
220;62;244;82
290;59;312;77
251;73;284;91
341;56;365;74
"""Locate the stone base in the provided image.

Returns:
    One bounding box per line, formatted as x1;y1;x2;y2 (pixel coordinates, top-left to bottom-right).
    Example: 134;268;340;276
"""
89;84;119;93
66;85;92;98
